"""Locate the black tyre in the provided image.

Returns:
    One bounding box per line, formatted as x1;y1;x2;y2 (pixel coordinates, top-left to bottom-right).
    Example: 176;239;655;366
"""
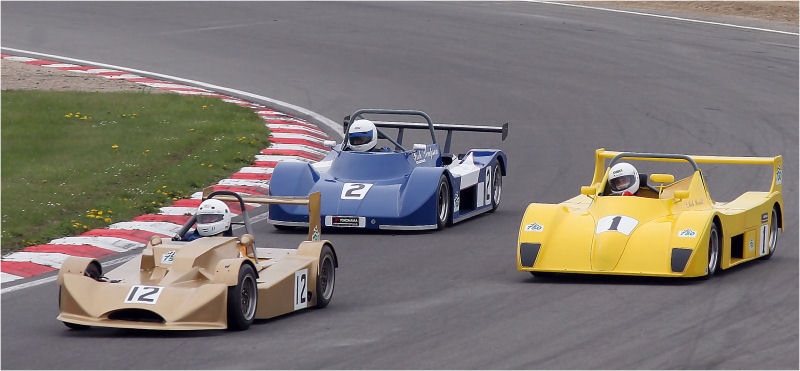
703;223;721;279
273;224;296;231
489;163;502;212
315;245;336;308
436;175;451;230
530;271;553;278
227;263;258;331
761;207;780;260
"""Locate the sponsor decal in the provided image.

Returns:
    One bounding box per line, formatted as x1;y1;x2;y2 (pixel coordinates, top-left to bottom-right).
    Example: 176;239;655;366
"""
683;199;705;208
678;228;697;238
124;286;163;304
761;213;768;223
160;251;176;264
525;222;544;232
776;167;782;185
453;192;460;213
759;224;769;255
595;215;639;236
749;239;755;251
312;226;320;241
413;147;440;164
332;216;361;227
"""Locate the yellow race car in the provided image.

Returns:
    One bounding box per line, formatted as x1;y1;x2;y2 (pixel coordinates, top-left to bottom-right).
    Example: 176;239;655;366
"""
517;149;783;279
58;188;337;330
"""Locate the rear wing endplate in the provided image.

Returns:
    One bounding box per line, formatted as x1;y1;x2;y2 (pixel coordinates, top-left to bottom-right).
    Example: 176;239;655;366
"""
591;149;783;193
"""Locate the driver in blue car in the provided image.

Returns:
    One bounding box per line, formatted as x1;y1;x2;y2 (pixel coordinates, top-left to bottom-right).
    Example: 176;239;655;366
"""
182;199;233;241
608;162;642;196
347;119;390;152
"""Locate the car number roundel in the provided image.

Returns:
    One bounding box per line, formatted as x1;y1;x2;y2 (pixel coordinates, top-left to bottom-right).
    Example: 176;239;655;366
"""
595;215;639;236
341;183;373;200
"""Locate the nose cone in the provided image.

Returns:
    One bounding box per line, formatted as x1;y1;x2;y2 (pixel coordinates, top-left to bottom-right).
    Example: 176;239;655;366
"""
591;232;630;271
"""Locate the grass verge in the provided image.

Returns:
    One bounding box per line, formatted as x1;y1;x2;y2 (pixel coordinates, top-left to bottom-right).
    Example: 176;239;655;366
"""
1;90;269;254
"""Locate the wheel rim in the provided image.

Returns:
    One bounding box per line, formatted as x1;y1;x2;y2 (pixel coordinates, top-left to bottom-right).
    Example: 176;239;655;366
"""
240;275;257;320
318;255;335;300
708;227;719;274
769;209;778;253
493;168;502;205
438;181;449;223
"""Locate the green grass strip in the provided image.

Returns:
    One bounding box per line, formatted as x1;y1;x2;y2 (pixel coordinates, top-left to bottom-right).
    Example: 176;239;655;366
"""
1;90;269;254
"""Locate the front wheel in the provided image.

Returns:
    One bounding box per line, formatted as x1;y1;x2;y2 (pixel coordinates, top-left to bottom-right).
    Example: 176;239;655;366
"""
703;223;721;279
489;163;502;212
315;245;336;308
227;263;258;331
436;175;451;230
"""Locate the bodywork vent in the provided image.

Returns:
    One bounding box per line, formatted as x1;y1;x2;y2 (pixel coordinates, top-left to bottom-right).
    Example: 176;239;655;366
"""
108;309;165;323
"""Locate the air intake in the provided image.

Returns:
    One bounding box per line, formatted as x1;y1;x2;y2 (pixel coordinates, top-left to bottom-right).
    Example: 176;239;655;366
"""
108;309;165;323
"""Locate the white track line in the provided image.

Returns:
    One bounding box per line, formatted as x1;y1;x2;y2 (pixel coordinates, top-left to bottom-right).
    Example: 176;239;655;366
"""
535;1;799;36
1;47;342;136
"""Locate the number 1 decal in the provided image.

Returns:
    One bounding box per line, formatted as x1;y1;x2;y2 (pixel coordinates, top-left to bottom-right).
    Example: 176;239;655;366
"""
341;183;373;200
595;215;639;236
294;269;309;310
759;224;769;256
124;286;163;304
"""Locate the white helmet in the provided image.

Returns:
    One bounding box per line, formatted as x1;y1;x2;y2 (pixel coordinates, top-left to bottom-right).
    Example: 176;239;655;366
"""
196;199;232;237
608;162;640;195
347;119;378;152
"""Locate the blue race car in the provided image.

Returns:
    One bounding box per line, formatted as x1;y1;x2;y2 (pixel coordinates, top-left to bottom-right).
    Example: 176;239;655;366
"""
268;109;508;230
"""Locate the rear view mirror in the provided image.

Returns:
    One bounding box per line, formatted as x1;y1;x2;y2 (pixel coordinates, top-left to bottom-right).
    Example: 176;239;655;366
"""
581;186;597;196
674;190;690;200
650;174;675;184
323;140;337;148
413;144;427;151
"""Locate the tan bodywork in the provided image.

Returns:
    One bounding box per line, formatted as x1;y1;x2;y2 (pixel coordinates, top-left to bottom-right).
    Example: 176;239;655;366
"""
58;189;337;330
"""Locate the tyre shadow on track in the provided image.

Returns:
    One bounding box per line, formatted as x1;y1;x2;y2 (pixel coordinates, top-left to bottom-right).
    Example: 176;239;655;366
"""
522;257;771;286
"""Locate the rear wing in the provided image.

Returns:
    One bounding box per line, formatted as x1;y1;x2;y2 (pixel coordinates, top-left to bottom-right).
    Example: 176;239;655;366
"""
344;109;508;153
201;187;322;244
590;149;783;194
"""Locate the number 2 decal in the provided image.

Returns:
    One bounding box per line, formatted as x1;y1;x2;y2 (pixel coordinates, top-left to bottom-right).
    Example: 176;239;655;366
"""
294;269;309;310
595;215;639;236
341;183;373;200
484;167;493;205
124;286;163;304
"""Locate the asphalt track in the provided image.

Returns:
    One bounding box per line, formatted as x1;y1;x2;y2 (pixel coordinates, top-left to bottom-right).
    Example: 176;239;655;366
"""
1;2;797;369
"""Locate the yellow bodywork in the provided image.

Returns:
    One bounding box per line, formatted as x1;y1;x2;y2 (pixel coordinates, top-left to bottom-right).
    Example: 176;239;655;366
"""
58;190;337;330
517;149;784;278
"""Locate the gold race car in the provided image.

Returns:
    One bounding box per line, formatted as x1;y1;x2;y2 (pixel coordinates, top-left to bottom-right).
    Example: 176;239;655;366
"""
58;188;337;330
517;149;783;279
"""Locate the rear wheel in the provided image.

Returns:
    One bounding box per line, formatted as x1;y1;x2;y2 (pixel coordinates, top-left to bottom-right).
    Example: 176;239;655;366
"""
761;207;780;260
703;223;721;279
436;175;451;230
227;263;258;331
489;163;502;212
316;245;336;308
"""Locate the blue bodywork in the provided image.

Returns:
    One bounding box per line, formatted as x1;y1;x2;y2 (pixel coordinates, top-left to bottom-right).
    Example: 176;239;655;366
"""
268;109;508;230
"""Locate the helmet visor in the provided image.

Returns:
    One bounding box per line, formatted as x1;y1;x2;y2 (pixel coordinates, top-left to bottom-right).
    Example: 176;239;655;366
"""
197;214;224;224
610;175;636;192
348;131;373;146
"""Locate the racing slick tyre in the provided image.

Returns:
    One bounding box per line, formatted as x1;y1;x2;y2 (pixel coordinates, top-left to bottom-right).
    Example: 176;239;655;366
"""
227;263;258;331
489;163;502;212
703;223;721;280
436;175;451;230
315;245;336;309
60;261;101;330
760;206;780;260
273;224;296;231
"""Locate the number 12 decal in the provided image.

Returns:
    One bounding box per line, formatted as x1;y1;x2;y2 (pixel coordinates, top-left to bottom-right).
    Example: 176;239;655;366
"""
124;286;163;304
595;215;639;236
341;183;373;200
294;269;309;310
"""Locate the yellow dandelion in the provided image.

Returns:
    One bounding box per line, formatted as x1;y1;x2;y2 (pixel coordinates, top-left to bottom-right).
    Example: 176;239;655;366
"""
162;185;167;189
97;211;103;215
112;144;119;149
75;112;81;116
189;128;196;132
65;113;73;118
80;116;88;120
122;114;127;117
83;225;88;230
145;149;150;153
103;218;112;223
152;201;157;205
108;210;113;214
42;179;47;183
200;163;205;166
202;105;207;109
208;164;213;168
